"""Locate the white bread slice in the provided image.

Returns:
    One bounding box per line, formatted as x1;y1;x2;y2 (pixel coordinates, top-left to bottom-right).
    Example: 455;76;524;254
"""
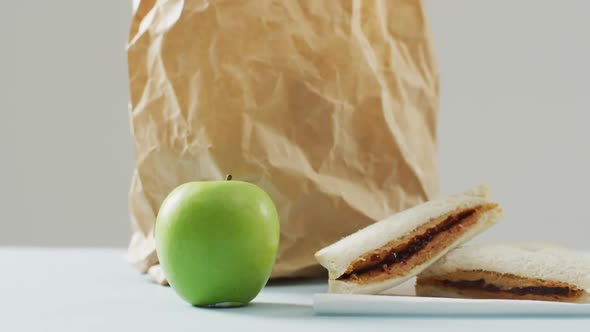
314;185;503;294
419;242;590;296
328;208;501;294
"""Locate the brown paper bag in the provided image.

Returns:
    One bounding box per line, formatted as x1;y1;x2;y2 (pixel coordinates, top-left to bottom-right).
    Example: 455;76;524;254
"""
126;0;439;281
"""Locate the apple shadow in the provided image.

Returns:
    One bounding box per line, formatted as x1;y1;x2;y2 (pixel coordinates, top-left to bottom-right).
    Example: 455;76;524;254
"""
219;302;315;319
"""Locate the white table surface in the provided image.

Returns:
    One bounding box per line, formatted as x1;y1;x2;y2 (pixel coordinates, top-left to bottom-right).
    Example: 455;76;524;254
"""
2;248;589;332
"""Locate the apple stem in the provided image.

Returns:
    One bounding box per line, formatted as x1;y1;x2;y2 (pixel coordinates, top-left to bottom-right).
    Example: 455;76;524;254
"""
226;174;232;181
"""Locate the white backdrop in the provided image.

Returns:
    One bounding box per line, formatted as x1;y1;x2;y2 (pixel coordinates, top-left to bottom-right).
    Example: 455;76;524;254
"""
1;1;588;248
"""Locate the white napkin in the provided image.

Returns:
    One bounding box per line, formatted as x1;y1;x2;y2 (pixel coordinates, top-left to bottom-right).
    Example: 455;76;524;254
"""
313;278;590;316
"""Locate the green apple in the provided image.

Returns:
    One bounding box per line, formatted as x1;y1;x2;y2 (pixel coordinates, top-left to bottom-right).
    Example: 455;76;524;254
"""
155;176;280;307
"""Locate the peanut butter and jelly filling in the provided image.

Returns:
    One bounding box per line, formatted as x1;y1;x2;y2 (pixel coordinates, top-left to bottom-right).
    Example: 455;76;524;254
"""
337;204;497;284
416;270;585;301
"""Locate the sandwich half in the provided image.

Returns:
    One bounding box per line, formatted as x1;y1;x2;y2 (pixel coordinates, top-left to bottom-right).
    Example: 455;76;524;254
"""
416;243;590;303
314;185;503;294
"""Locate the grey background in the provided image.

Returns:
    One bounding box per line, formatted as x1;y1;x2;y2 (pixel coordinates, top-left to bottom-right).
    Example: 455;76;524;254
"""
1;1;588;248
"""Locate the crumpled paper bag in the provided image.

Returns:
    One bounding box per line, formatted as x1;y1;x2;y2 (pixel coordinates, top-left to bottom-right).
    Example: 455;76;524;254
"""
126;0;439;282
